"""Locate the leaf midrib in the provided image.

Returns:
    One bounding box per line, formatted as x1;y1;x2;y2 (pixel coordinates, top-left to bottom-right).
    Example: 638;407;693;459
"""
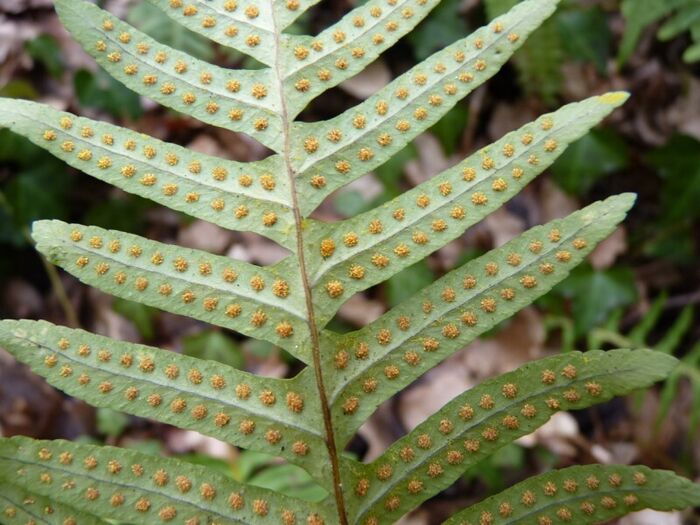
11;109;293;209
0;455;251;524
328;206;610;401
355;365;651;520
46;233;308;320
173;0;276;34
282;0;421;79
13;333;322;436
64;1;280;113
295;12;532;173
0;490;57;525
309;107;587;285
450;485;696;525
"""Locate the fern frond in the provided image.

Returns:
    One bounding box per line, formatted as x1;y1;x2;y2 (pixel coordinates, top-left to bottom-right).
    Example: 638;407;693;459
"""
55;0;284;151
32;221;310;357
145;0;277;66
0;481;108;525
345;349;677;523
282;0;440;116
443;464;700;524
326;193;635;443
2;0;698;522
291;0;560;215
0;99;295;248
0;319;330;481
305;93;628;324
0;436;334;524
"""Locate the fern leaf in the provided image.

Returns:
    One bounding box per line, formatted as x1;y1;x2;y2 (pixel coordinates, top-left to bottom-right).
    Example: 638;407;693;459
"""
0;319;328;481
273;0;322;30
305;93;628;323
0;436;333;524
291;0;561;215
0;481;107;524
2;0;698;521
443;464;700;524
54;0;284;151
145;0;277;66
282;0;440;117
31;220;310;358
346;349;677;523
0;99;295;248
326;193;635;443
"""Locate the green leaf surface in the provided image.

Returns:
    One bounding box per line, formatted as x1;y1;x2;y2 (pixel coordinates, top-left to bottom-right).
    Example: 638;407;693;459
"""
145;0;277;66
282;0;441;116
0;320;328;481
128;2;216;61
0;436;334;525
31;220;310;357
443;464;700;524
305;94;628;326
0;99;296;248
54;0;285;151
325;193;636;444
346;349;677;523
292;0;561;215
0;481;108;525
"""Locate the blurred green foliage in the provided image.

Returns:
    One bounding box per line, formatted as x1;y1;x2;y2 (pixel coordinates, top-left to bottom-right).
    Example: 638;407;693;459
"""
542;264;638;338
25;35;64;79
407;0;469;60
182;330;245;369
620;0;700;64
0;129;71;247
550;128;629;195
112;299;159;340
485;0;564;105
648;135;700;223
74;69;142;119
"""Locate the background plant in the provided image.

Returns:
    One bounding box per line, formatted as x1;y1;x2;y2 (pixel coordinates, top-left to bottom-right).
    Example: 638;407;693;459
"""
619;0;700;65
0;0;699;524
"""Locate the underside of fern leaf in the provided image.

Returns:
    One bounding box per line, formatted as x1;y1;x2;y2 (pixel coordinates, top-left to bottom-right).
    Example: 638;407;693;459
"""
1;0;699;524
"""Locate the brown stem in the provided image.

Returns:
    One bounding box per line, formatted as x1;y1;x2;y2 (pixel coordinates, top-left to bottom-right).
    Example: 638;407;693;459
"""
269;10;349;525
